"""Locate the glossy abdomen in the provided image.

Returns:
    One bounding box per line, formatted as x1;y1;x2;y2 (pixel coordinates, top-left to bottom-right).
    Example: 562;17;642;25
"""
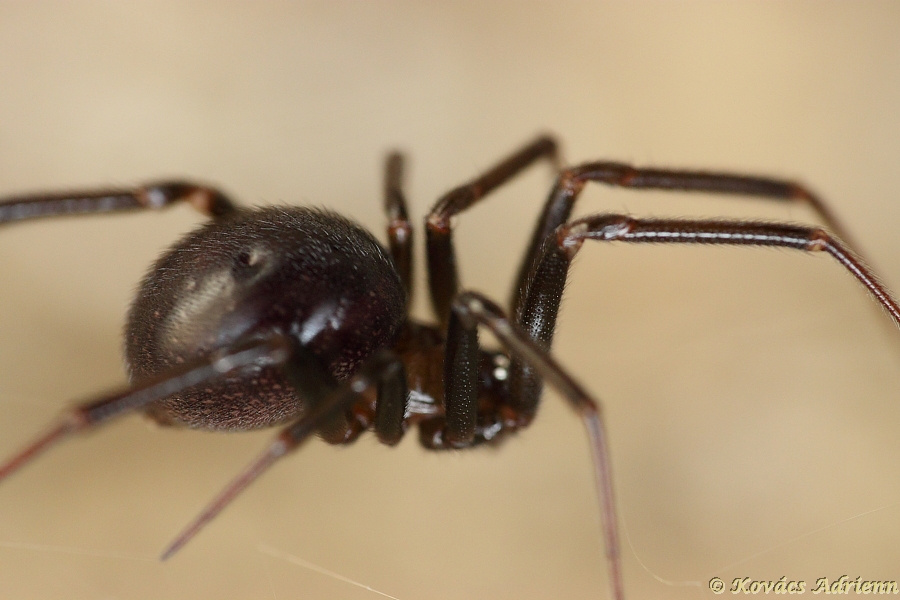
125;206;406;430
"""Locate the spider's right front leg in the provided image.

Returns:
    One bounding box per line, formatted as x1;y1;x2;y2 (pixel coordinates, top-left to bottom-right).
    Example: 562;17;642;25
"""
437;291;625;600
0;180;236;225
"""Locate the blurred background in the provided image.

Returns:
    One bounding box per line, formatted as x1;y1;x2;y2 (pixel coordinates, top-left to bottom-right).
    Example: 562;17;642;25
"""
0;2;899;599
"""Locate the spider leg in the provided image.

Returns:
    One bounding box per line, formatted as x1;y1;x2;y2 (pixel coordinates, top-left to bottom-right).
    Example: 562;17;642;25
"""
511;215;900;420
373;355;409;445
512;163;858;314
0;180;236;224
160;348;407;559
383;151;414;299
413;304;482;448
0;335;291;483
448;291;624;600
441;305;480;445
426;135;560;325
0;179;238;467
421;135;857;328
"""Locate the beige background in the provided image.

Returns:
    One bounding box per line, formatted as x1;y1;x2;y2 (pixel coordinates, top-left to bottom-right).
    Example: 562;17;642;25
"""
0;2;899;599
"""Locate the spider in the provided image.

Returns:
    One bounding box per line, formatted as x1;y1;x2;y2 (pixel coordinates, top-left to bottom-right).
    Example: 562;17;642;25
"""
1;135;899;600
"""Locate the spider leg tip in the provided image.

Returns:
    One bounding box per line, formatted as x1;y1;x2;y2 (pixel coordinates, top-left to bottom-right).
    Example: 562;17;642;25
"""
0;421;72;483
160;529;195;561
159;543;180;562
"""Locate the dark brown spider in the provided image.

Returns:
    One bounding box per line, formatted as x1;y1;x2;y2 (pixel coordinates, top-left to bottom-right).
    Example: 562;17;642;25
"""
1;135;899;600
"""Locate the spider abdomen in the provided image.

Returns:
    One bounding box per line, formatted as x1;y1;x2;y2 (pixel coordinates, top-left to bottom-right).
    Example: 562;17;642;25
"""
124;206;406;431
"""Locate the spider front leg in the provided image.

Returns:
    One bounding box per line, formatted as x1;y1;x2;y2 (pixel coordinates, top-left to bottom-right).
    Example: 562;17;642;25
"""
512;214;900;420
0;180;236;225
421;135;860;330
511;163;861;314
439;218;900;600
443;292;624;600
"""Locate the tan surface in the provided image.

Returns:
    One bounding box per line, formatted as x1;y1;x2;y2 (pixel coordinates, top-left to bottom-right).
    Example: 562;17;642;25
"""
0;3;899;599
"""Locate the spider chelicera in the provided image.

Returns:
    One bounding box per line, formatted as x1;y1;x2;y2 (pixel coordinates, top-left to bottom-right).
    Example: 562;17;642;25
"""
1;135;899;600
